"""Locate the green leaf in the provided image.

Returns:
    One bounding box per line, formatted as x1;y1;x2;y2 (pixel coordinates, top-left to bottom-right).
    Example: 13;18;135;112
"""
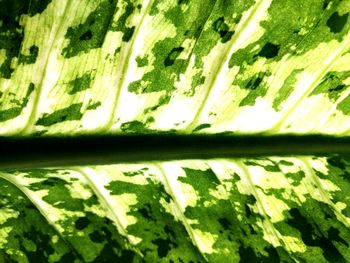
1;0;350;135
1;0;350;262
0;157;350;262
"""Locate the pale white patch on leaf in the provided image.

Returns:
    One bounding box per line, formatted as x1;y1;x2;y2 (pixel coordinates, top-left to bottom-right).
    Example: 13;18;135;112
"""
191;229;217;254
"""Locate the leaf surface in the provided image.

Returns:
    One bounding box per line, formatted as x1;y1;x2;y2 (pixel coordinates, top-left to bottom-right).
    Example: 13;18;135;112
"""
1;0;350;135
1;1;350;262
1;157;350;262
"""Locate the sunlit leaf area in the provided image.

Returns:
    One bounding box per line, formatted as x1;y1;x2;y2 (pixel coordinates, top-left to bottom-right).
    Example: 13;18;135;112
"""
1;0;350;262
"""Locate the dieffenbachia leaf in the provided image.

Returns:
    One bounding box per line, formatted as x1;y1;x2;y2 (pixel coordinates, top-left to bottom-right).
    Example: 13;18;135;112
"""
0;156;350;262
1;0;350;135
2;0;350;262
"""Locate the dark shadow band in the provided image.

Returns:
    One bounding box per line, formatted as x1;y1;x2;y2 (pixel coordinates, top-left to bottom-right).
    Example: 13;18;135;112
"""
1;134;349;169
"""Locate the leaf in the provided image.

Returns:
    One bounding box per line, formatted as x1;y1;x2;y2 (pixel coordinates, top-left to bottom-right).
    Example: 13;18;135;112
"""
1;0;350;262
1;0;350;135
0;157;350;262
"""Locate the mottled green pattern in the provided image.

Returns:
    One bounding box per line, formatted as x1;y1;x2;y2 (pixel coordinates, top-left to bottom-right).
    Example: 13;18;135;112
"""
1;1;350;261
0;178;77;262
0;157;349;262
62;0;118;58
81;165;204;262
0;168;140;262
0;83;34;122
1;0;350;135
0;0;29;79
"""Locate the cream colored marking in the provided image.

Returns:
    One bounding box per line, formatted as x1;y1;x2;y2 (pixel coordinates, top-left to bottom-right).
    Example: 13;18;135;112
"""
102;0;155;131
20;0;75;134
192;229;217;254
52;235;59;243
69;181;93;200
0;49;6;66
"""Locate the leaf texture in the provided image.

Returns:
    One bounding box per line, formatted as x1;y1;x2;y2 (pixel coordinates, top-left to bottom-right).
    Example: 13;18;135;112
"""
0;156;350;262
1;0;350;135
2;1;350;262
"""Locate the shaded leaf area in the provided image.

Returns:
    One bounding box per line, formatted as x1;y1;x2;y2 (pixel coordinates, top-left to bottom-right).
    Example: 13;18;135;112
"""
1;0;350;135
175;167;292;262
0;156;350;262
0;178;78;262
0;169;141;263
80;165;204;262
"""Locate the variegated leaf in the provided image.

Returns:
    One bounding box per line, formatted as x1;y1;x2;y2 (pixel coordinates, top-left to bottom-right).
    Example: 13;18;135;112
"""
0;157;349;262
1;0;350;135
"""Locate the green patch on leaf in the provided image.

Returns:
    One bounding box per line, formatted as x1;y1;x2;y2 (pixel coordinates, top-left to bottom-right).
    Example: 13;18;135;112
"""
337;94;350;115
62;0;117;58
120;121;153;133
212;17;235;43
35;103;83;127
193;123;211;132
273;69;303;110
0;0;27;78
18;45;39;65
110;0;136;42
310;71;350;101
67;72;93;95
0;83;35;122
28;0;52;16
136;56;148;67
327;12;349;33
235;72;268;107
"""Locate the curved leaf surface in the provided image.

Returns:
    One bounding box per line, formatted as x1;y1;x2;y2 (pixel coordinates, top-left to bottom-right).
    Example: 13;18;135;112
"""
0;156;350;262
1;0;350;135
